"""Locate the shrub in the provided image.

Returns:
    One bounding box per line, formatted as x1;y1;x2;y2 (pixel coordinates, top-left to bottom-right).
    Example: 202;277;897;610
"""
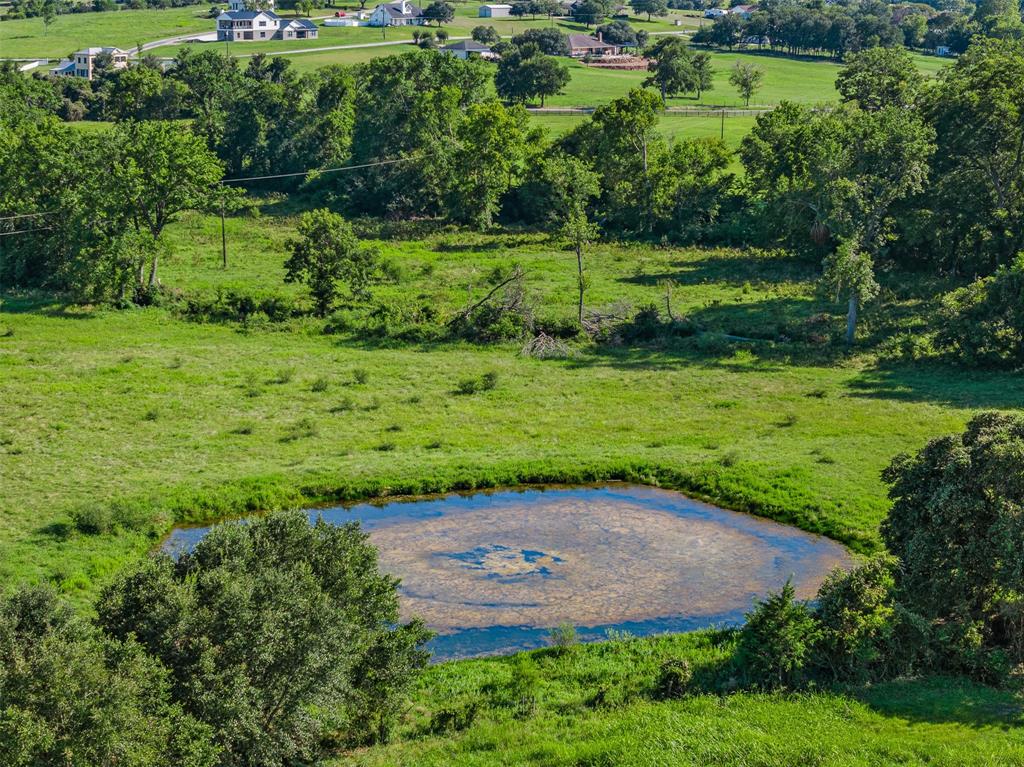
310;376;330;393
505;656;540;718
96;511;432;761
352;368;369;385
654;658;693;699
547;622;578;654
0;584;218;767
427;702;479;735
881;412;1024;674
736;580;818;690
271;366;296;384
813;555;897;683
936;255;1024;368
280;417;319;442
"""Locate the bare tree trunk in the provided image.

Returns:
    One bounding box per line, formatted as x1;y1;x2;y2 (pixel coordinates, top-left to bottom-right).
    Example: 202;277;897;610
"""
147;254;159;289
845;294;858;345
576;242;584;326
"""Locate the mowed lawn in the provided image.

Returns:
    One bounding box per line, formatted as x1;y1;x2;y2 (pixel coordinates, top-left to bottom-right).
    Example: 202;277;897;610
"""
0;6;211;58
3;210;1021;608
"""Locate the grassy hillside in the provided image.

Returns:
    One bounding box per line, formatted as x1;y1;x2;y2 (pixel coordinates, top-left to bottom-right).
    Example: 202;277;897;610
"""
333;632;1024;766
0;6;210;58
2;211;1020;608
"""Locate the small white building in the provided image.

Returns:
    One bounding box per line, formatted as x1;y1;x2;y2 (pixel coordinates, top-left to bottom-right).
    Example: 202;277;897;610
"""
368;0;426;26
50;47;129;79
478;4;512;17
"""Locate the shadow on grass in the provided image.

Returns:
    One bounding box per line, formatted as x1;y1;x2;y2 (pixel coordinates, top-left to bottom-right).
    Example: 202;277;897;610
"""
619;250;819;289
845;362;1024;410
0;292;97;318
857;676;1024;729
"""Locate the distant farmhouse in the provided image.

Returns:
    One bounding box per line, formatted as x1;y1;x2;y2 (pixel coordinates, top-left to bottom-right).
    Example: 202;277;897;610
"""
567;33;620;58
441;40;497;59
368;0;427;26
729;4;759;18
50;47;129;80
216;9;319;42
478;4;512;17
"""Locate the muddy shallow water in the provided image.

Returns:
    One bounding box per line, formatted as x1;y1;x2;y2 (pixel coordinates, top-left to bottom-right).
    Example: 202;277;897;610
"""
163;484;853;660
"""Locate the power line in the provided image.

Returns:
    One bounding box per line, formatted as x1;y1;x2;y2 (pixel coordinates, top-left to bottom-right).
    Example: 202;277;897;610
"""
0;226;54;237
0;211;55;222
219;154;428;184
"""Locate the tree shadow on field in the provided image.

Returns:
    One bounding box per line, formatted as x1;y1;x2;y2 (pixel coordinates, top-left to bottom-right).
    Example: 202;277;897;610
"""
618;250;819;290
856;676;1024;730
845;362;1024;411
0;292;96;318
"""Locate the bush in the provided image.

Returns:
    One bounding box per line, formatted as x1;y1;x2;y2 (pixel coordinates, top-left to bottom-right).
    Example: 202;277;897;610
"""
96;511;432;762
0;584;218;767
881;412;1024;675
813;555;898;683
654;658;693;699
736;580;818;690
936;255;1024;368
547;622;578;654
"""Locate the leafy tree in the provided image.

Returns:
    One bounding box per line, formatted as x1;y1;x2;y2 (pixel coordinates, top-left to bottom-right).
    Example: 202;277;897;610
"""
284;209;381;315
103;64;189;121
0;584;218;767
973;0;1024;37
97;511;432;762
40;0;56;33
693;12;743;49
496;44;571;106
736;581;818;690
510;0;534;18
423;0;454;25
448;100;534;228
728;61;763;106
596;19;648;48
472;24;500;44
900;12;928;49
813;555;898;683
936;254;1024;368
111;121;224;290
511;27;570;55
924;37;1024;275
644;38;698;105
882;413;1024;677
535;0;561;17
630;0;667;21
346;51;491;215
836;46;924;111
690;51;714;99
571;0;605;27
542;154;600;323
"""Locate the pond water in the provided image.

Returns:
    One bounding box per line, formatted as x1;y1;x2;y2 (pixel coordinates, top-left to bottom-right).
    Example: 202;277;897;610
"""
163;484;853;661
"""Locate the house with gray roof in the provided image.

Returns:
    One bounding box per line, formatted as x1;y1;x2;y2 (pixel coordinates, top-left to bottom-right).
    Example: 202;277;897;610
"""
441;40;496;59
368;0;426;26
215;9;318;41
50;47;129;80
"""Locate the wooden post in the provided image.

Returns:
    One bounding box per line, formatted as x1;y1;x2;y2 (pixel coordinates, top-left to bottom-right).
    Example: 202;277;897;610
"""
720;109;725;141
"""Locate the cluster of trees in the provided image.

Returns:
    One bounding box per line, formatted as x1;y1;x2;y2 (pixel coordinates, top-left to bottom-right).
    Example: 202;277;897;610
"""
740;41;1024;345
731;413;1024;691
495;42;571;106
0;512;431;766
692;0;996;57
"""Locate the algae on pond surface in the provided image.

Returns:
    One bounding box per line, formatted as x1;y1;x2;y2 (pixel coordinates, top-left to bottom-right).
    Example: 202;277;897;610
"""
164;484;853;660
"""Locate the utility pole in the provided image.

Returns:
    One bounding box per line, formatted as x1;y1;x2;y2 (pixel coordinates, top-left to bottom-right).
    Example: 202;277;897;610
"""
720;108;725;141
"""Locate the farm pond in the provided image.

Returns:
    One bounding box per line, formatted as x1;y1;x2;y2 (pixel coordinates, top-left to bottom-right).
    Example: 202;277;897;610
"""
163;484;853;661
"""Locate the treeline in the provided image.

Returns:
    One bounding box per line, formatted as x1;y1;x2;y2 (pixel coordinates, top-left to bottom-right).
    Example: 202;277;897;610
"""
692;0;1019;57
0;513;430;766
4;36;1024;362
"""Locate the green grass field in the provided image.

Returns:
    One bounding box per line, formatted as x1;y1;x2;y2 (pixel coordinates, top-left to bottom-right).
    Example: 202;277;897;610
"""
3;207;1021;608
0;6;211;58
333;632;1024;766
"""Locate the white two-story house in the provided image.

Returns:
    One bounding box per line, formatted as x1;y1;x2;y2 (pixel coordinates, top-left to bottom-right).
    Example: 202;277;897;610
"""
368;1;426;26
217;10;282;42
